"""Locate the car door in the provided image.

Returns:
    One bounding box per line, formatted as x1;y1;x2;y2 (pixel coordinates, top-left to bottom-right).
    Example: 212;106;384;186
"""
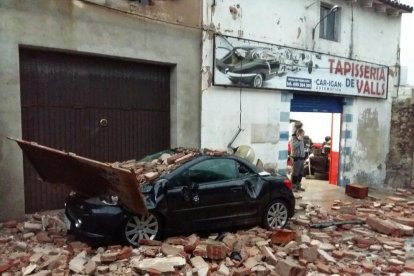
165;158;247;231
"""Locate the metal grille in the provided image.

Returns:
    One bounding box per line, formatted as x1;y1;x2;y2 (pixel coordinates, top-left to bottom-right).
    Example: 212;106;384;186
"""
19;48;170;213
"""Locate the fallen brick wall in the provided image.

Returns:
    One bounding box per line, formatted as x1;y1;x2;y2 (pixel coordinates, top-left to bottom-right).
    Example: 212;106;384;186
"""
3;188;414;274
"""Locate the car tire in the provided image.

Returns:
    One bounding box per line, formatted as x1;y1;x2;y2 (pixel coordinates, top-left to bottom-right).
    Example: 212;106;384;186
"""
263;199;289;230
252;74;263;88
119;211;163;246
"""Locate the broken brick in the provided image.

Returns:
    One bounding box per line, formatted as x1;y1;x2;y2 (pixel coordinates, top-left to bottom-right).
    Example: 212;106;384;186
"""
275;258;306;276
366;216;412;237
101;252;118;263
316;262;331;274
140;239;163;246
174;153;194;165
270;229;296;245
36;232;52;243
299;246;318;262
118;246;133;260
206;241;228;260
167;153;185;164
3;221;17;228
144;172;160;181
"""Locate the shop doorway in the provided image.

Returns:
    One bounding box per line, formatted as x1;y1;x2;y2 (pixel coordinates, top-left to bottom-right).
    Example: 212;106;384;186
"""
289;94;343;185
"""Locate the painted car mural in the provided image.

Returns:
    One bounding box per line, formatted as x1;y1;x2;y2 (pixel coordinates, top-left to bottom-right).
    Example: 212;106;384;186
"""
215;45;315;88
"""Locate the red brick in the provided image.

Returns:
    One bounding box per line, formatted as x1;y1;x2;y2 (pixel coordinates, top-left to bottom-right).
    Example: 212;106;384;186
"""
167;153;185;164
275;259;306;276
118;246;132;260
36;232;52;243
0;263;12;274
391;217;414;227
53;238;66;247
405;260;414;272
316;262;331;274
161;243;184;257
184;235;200;253
144;248;158;258
174;153;194;165
144;172;160;181
165;236;187;246
139;239;163;246
3;221;17;228
270;229;296;245
346;184;368;199
101;252;118;262
84;260;97;275
342;267;358;275
332;250;344;259
146;268;162;276
298;258;308;266
299;246;318;262
366;216;406;237
258;246;278;266
354;237;376;246
206;241;228;260
108;245;122;251
361;260;374;271
0;237;10;244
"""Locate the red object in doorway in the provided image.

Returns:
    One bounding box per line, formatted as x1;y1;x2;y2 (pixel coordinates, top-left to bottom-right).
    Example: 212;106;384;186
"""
329;151;339;185
313;143;322;149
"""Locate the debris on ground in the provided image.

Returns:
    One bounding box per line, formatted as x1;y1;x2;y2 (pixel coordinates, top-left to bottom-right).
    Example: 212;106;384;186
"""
3;188;414;275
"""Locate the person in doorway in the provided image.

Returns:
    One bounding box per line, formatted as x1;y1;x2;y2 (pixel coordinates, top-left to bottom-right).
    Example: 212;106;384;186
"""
290;128;306;192
303;135;313;159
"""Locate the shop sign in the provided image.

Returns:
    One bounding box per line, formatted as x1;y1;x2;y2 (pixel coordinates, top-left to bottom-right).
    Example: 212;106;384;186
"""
214;35;388;99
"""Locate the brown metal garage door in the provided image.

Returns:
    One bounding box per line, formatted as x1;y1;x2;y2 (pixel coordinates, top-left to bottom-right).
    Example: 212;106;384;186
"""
19;48;171;213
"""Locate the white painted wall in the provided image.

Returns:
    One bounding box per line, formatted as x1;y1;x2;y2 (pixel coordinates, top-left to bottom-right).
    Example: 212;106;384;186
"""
202;0;402;186
290;112;332;143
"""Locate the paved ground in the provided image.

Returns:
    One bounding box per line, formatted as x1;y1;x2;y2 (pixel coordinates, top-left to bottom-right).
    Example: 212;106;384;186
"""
297;178;396;211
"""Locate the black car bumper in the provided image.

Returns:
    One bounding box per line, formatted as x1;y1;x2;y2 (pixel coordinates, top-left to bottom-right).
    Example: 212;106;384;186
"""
64;194;126;241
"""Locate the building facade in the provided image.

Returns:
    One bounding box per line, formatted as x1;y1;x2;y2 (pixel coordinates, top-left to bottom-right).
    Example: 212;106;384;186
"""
0;0;202;220
1;0;412;221
201;0;412;186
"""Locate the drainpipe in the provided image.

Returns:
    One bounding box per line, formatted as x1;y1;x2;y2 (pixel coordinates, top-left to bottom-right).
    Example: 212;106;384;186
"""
349;4;354;58
396;64;401;98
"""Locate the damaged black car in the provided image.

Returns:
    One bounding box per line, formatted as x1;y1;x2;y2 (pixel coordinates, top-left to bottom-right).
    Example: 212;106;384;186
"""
14;139;295;247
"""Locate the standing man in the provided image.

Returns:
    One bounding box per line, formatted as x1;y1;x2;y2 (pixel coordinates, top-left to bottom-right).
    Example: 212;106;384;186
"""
290;128;306;192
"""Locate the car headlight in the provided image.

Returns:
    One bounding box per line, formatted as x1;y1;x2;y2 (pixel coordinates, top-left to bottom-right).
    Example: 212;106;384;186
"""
101;195;119;205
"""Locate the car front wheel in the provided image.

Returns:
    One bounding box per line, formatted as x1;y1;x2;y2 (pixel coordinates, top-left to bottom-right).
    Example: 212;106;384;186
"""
263;199;289;230
120;212;162;246
252;74;263;88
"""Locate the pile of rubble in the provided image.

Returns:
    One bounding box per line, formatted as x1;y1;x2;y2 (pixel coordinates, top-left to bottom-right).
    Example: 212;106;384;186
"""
112;148;227;186
3;188;414;275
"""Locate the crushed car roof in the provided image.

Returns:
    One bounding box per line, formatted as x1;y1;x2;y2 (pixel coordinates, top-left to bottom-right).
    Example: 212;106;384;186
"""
11;138;229;215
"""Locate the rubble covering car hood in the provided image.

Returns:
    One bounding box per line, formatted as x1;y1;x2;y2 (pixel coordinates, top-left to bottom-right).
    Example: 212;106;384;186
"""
11;138;147;215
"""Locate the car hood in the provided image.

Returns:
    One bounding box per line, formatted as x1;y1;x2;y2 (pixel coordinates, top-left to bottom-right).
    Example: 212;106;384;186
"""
11;138;147;215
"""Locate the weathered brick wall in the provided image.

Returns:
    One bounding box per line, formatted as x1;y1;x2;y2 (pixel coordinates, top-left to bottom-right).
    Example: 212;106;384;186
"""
385;96;414;188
